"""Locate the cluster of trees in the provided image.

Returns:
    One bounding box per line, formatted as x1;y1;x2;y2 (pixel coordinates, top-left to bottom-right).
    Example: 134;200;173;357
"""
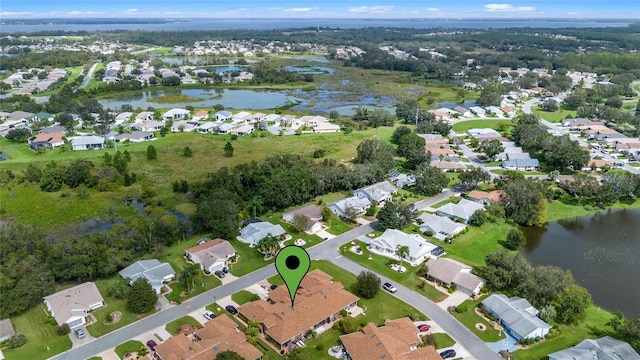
512;114;590;171
0;50;98;71
395;100;451;136
376;201;416;230
351;107;395;128
562;171;640;207
607;312;640;352
499;177;548;226
249;62;312;84
482;252;592;324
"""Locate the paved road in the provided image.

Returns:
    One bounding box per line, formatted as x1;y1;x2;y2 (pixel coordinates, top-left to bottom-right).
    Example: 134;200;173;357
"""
78;62;99;90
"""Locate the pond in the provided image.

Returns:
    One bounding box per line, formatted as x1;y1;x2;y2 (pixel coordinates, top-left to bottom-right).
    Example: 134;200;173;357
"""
521;208;640;317
284;65;334;75
437;100;478;109
99;88;304;110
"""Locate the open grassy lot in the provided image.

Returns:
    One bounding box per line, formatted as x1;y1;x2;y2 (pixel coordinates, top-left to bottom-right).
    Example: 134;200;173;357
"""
431;332;457;349
438;221;514;268
514;306;615;360
165;273;222;303
531;105;577;123
451;295;506;342
452;119;511;133
3;305;72;360
231;290;261;305
340;241;447;302
87;277;155;337
227;239;274;277
165;315;202;335
114;340;145;359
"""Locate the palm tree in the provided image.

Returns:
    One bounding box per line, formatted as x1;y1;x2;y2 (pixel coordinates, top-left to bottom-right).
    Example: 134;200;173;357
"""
395;245;410;271
258;236;281;259
180;265;198;292
245;320;260;344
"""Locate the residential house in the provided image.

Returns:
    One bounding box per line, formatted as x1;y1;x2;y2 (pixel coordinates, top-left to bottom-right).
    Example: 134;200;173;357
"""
232;111;252;123
467;128;501;138
467;190;503;205
214;110;232;121
387;172;416;188
238;221;286;246
40;126;66;134
191;110;210;121
469;106;486;117
217;123;235;134
496;147;524;161
502;158;541;171
282;205;323;234
353;181;397;206
548;336;640;360
118;259;175;294
237;270;358;353
482;294;551;341
430;160;467;172
0;318;15;342
246;113;266;123
6;111;34;123
425;258;485;296
506;152;531;161
312;122;341;133
584;159;612;172
29;132;65;150
327;196;371;219
185;239;236;273
172;120;198;132
115;131;154;142
454;106;472;117
43;282;105;328
135;111;154;123
231;124;254;136
279;115;296;125
114;112;133;124
155;315;263;360
615;141;640;155
162;108;190;120
485;106;504;117
71;136;105;150
435;198;485;223
136;120;164;132
263;114;282;124
417;213;466;241
584;127;626;141
25;112;55;123
340;317;442;360
365;229;439;266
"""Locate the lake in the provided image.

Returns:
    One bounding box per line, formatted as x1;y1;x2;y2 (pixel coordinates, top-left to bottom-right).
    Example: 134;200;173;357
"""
99;88;304;110
522;208;640;317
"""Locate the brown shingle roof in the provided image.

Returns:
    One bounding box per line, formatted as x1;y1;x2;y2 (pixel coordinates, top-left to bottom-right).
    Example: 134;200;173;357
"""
31;132;65;144
340;318;441;360
238;269;358;346
468;190;503;204
155;316;262;360
43;282;104;325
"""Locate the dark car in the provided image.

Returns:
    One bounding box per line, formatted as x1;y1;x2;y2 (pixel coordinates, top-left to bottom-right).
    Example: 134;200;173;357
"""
146;339;158;351
197;237;211;245
214;270;225;278
74;328;85;339
417;324;430;332
439;349;456;359
226;305;238;315
269;284;278;290
382;282;397;293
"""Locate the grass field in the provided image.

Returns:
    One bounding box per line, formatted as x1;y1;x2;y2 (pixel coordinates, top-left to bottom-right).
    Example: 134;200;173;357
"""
114;340;144;359
165;316;202;335
451;295;506;342
431;332;456;349
2;305;72;360
341;241;448;302
165;273;222;303
452;119;511;133
438;221;514;267
231;290;260;305
531;105;577;123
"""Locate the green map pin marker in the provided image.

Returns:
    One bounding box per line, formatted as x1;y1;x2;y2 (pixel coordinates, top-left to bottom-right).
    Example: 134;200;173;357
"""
275;245;311;308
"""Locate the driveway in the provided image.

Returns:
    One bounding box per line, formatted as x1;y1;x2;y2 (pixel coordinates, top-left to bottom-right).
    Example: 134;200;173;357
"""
437;290;471;311
486;331;519;353
69;326;94;348
316;228;336;240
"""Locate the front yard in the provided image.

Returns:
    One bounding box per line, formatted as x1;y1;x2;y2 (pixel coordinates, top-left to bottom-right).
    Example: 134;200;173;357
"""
451;295;506;342
438;220;514;267
165;316;202;335
340;241;447;302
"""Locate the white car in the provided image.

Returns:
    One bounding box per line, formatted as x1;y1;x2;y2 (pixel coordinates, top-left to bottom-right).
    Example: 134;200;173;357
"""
203;310;216;320
382;282;397;293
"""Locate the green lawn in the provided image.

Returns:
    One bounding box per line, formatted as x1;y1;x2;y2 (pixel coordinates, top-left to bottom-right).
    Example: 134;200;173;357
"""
438;221;514;267
514;306;616;360
165;315;202;335
3;305;72;360
431;196;462;209
227;240;275;277
532;105;577;123
431;332;456;349
165;273;222;303
451;295;506;342
340;241;447;302
452;120;512;134
87;277;155;337
231;290;260;305
114;340;145;360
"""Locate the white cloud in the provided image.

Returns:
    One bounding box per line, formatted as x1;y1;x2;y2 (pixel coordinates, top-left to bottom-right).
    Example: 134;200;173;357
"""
484;3;536;12
0;11;34;16
426;8;440;12
68;10;83;15
283;7;317;12
348;6;394;13
67;10;100;15
125;9;138;13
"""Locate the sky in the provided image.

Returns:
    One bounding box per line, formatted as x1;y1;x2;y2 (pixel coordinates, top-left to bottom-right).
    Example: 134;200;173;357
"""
1;0;639;19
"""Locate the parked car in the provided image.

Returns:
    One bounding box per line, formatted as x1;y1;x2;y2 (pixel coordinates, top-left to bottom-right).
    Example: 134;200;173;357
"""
382;282;397;293
601;149;609;154
222;267;228;273
197;237;211;245
629;158;637;162
203;310;216;320
269;284;278;290
214;270;225;278
146;339;158;351
74;328;85;339
417;324;430;332
439;349;456;359
226;305;238;315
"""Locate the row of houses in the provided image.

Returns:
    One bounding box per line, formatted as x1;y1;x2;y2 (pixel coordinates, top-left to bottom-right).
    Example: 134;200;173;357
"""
467;128;541;171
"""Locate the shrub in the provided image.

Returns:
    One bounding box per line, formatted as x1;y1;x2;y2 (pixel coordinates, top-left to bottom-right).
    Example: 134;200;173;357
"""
56;324;70;336
455;304;468;313
340;309;348;318
505;228;526;250
4;333;27;349
355;271;380;299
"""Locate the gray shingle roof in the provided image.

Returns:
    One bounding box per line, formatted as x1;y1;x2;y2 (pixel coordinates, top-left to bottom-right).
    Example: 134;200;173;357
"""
118;259;175;293
482;294;550;340
239;221;286;246
435;198;484;222
549;336;640;360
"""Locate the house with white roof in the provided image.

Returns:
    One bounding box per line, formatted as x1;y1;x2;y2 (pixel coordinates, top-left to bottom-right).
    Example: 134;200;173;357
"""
162;108;190;120
435;198;484;223
327;196;371;219
214;110;232;121
313;122;341;133
172;120;198;132
425;258;484;296
135;111;154;123
232;111;252;123
231;124;254;136
136;120;164;132
387;172;415;188
417;213;466;241
263;114;282;124
43;282;105;328
353;181;397;206
114;112;133;124
118;259;175;294
482;294;551;341
192;110;210;121
185;239;236;273
548;336;640;360
365;229;439;266
72;136;105;150
469;106;486;117
217;123;236;134
238;221;286;247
